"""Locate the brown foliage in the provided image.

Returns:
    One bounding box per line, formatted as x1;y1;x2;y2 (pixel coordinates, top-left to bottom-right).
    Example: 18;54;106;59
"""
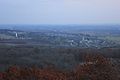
0;54;119;80
74;54;119;80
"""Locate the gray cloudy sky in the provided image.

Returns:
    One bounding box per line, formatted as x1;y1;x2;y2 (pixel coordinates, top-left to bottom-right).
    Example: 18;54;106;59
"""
0;0;120;24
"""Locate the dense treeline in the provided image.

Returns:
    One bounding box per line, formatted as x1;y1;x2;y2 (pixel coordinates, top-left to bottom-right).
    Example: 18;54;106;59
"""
0;45;120;71
0;54;119;80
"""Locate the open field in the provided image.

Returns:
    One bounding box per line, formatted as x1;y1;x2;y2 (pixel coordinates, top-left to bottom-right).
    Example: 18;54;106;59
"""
99;36;120;42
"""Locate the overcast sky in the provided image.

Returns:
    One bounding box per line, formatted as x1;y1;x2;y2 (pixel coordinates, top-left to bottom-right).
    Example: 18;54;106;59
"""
0;0;120;24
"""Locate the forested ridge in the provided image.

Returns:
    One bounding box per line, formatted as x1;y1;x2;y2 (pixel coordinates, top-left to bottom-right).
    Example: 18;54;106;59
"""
0;46;120;80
